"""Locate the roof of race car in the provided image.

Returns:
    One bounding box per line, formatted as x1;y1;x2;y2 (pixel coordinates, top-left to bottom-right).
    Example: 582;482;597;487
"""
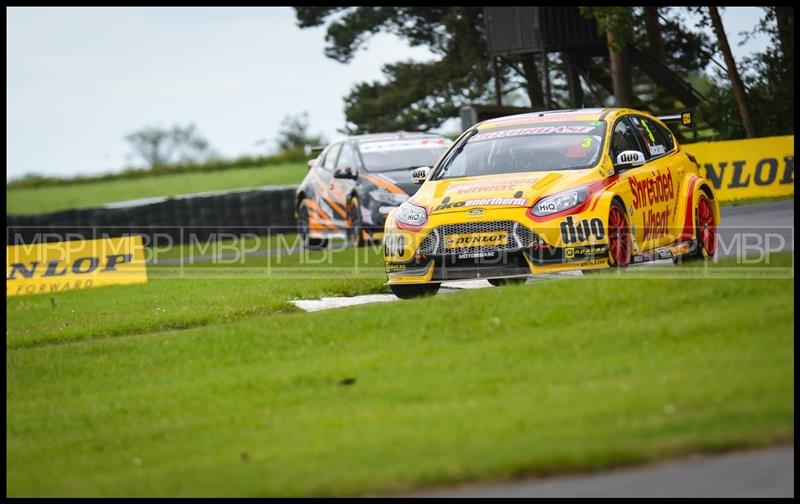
476;108;614;130
349;131;447;144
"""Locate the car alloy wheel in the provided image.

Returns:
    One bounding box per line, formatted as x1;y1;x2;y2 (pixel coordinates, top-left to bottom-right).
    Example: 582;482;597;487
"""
608;202;630;268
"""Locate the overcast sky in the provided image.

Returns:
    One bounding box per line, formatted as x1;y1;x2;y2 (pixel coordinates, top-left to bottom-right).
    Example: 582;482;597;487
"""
6;6;771;180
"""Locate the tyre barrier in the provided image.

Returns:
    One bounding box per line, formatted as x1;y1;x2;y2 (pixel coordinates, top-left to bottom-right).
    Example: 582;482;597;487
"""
6;185;299;245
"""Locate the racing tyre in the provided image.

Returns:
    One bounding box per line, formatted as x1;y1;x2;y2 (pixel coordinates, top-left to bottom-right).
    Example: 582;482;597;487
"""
675;193;717;264
297;200;327;250
390;283;441;299
346;196;366;248
488;277;527;286
608;200;631;268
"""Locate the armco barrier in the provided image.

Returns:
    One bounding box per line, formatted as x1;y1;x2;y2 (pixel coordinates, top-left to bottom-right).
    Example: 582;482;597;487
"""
685;135;794;201
6;185;298;245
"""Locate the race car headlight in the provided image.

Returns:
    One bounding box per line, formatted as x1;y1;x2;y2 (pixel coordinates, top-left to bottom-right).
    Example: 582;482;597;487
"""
532;188;589;217
395;201;427;227
369;190;410;205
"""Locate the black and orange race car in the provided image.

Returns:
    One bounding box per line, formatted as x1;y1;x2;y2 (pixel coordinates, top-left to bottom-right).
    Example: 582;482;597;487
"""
295;132;452;247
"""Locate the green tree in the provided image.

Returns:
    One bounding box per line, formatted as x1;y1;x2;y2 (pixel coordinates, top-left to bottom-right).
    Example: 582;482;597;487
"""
295;7;493;133
698;6;793;138
275;112;326;151
298;7;716;132
580;7;635;107
125;123;214;168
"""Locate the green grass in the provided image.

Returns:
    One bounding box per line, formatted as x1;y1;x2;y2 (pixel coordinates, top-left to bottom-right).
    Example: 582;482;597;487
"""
148;232;301;261
6;162;306;214
6;244;386;349
6;252;794;496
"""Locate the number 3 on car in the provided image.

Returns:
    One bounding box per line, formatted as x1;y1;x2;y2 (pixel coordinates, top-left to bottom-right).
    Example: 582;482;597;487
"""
383;108;720;299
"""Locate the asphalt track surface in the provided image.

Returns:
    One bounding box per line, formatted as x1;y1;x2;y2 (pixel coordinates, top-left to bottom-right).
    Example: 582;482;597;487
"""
410;446;794;497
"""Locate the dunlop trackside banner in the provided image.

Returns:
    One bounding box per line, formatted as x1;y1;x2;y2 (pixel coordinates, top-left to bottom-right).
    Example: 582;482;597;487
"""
684;135;794;201
6;235;147;297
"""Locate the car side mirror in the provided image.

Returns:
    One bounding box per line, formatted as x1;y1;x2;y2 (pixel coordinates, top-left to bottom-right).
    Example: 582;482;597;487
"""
411;166;431;184
307;157;318;171
333;165;357;179
614;150;646;170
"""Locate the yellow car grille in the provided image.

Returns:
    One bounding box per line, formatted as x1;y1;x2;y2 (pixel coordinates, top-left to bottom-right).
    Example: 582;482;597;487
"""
417;220;540;255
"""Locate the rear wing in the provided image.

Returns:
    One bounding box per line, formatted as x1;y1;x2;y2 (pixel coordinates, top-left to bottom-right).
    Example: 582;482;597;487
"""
303;144;326;157
656;111;693;127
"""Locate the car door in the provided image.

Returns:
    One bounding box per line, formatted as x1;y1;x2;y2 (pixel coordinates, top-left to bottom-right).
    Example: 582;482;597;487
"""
330;142;359;225
310;142;341;230
610;116;676;252
314;141;350;229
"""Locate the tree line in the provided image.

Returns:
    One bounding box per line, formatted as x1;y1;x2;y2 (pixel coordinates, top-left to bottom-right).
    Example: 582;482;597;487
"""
295;6;794;140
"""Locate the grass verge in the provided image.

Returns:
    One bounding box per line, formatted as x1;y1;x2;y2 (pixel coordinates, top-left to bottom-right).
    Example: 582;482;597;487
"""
7;162;306;214
6;253;794;496
6;244;387;349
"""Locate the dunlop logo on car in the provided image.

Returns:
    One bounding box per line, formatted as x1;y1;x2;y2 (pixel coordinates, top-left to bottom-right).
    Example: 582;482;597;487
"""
6;235;148;297
444;232;508;249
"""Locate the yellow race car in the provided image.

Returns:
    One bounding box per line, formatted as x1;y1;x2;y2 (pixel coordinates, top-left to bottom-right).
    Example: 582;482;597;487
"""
382;108;720;298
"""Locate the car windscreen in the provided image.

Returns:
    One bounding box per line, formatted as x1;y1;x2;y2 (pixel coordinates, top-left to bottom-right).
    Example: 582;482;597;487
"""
435;121;606;180
358;138;452;172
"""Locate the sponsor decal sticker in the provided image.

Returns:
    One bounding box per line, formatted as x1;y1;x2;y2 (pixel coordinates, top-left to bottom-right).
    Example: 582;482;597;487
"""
447;177;539;195
444;232;508;249
434;195;529;211
576;258;607;267
384;233;407;258
560;216;605;244
642;206;671;241
628;168;675;209
655;247;674;260
565;245;608;259
470;125;597;143
482;115;601;129
359;138;450;153
457;251;498;259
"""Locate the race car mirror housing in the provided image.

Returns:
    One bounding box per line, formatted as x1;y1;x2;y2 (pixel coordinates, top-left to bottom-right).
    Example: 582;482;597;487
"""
304;144;326;157
614;150;646;169
333;165;357;179
411;166;431;184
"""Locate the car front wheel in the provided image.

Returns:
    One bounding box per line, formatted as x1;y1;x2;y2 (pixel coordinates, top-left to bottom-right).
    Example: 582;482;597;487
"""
297;200;327;250
488;277;527;286
346;196;367;248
